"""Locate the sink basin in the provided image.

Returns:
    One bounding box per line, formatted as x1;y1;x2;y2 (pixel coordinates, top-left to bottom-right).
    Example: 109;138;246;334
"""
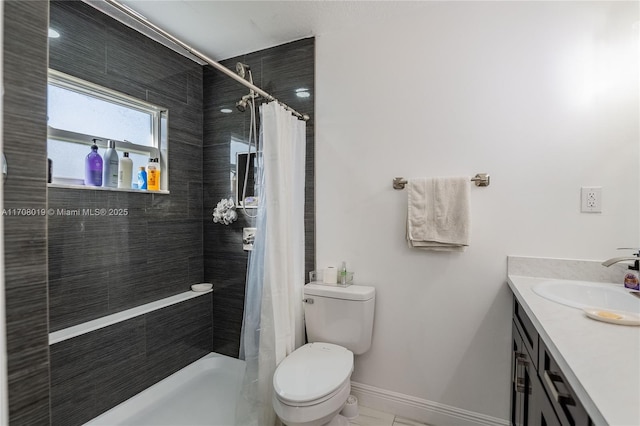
532;280;640;313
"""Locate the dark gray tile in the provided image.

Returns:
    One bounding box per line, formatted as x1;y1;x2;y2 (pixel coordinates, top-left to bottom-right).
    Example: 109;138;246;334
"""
50;316;146;425
107;23;192;105
3;0;50;424
48;0;204;325
189;255;204;285
49;272;109;331
93;354;148;416
145;295;213;384
51;371;95;426
49;0;107;79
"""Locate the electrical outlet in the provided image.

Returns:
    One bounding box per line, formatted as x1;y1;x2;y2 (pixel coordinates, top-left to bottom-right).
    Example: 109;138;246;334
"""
581;187;602;213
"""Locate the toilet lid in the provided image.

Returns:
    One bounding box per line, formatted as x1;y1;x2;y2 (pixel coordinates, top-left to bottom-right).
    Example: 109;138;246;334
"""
273;343;354;404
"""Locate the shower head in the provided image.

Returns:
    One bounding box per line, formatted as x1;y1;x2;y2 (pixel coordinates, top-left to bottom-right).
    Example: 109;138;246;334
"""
235;62;254;85
236;62;251;79
236;93;256;112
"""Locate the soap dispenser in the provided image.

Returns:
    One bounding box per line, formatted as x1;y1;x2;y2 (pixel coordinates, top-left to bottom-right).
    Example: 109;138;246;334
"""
602;249;640;290
624;252;640;291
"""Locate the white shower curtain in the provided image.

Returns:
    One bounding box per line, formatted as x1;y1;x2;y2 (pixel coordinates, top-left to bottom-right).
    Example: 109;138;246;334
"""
236;102;306;426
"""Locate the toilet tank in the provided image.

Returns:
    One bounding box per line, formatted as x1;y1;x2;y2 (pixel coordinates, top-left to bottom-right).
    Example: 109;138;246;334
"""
303;283;375;355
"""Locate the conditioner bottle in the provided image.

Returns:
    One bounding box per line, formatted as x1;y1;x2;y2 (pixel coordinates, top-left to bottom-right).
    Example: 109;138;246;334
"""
118;152;133;189
102;140;119;188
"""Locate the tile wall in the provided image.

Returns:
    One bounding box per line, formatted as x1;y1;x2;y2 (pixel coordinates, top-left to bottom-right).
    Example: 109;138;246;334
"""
203;38;315;357
48;0;204;330
50;294;212;425
3;1;315;424
47;1;210;424
2;0;50;423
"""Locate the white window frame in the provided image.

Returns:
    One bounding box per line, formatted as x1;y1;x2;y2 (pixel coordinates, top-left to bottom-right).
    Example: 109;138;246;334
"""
47;69;169;192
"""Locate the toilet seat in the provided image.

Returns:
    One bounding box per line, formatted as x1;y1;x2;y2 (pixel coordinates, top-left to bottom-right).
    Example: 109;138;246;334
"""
273;343;354;406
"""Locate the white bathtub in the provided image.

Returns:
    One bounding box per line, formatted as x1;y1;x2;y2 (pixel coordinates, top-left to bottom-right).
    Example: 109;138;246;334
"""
85;352;245;426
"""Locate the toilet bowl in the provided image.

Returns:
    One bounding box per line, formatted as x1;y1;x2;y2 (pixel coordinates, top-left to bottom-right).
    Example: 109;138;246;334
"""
272;343;353;426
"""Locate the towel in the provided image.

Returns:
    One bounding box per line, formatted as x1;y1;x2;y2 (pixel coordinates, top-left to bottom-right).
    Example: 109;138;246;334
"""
406;177;470;251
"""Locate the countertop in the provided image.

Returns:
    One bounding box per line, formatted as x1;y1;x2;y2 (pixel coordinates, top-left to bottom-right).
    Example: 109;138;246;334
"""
507;274;640;426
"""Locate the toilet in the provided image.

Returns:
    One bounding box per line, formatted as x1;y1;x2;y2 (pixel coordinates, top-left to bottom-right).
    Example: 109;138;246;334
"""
272;283;376;426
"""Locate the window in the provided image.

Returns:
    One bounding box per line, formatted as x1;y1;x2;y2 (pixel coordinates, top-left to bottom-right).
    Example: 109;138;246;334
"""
47;69;168;191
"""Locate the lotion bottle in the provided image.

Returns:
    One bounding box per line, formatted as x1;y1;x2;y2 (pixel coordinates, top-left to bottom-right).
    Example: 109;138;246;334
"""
137;166;147;190
85;139;103;186
118;152;133;189
102;140;119;188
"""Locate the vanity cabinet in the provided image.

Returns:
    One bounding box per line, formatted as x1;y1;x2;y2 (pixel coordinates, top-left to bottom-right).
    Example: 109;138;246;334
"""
511;298;592;426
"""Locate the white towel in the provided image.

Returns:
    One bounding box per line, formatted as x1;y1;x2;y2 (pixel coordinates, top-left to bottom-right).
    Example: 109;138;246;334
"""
406;177;470;251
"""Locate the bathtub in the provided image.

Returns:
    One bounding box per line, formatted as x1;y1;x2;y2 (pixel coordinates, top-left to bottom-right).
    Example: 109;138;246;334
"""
85;352;245;425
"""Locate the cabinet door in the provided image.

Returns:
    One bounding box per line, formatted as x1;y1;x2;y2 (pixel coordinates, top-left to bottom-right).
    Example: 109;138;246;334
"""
511;322;534;426
538;340;591;426
531;373;561;426
513;298;539;369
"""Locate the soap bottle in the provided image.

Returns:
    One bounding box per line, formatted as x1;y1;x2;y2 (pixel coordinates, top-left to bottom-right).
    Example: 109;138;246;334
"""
137;166;147;190
102;140;119;188
146;157;160;191
339;261;347;285
84;139;103;186
624;258;640;291
118;152;133;189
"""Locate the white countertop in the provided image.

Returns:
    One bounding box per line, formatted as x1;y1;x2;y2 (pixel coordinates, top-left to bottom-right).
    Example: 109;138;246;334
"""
507;274;640;426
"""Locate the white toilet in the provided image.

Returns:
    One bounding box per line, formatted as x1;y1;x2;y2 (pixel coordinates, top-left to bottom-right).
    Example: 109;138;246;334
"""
272;283;376;426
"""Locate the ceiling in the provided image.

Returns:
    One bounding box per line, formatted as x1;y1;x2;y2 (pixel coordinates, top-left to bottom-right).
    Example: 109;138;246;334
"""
87;0;431;63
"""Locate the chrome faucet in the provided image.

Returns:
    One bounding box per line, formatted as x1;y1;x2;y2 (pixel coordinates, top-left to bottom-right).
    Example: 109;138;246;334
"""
602;249;640;267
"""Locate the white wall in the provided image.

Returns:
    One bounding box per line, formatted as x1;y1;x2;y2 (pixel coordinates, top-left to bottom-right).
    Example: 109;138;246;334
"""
315;1;638;422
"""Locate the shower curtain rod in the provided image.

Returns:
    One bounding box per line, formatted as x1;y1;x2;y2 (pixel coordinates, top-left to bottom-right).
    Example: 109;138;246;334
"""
103;0;310;121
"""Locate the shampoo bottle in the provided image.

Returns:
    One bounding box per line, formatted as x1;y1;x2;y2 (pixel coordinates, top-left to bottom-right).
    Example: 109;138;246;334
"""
102;140;119;188
118;152;133;189
85;140;103;186
137;166;147;190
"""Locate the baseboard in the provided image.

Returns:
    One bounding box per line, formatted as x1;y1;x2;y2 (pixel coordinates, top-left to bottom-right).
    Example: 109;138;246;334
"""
350;381;509;426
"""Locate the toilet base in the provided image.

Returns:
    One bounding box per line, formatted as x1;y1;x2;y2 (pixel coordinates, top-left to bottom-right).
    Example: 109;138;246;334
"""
325;414;349;426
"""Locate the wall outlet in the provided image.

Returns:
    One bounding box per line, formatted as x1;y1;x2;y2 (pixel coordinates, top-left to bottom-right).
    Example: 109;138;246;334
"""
580;187;602;213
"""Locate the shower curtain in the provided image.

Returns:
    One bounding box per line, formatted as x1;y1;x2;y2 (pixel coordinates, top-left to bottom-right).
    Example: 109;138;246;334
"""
236;102;306;426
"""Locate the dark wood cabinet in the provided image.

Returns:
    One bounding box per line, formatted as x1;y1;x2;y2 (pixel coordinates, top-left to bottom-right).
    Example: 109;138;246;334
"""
511;322;535;426
510;297;591;426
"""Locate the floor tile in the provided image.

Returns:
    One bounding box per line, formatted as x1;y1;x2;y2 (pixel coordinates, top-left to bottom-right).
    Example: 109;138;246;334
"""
348;405;395;426
393;416;430;426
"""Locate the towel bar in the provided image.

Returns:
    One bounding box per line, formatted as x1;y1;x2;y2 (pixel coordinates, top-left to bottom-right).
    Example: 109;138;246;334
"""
393;174;490;190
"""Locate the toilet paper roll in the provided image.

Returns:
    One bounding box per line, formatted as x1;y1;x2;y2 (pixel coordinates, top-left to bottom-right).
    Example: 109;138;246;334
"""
323;267;338;284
